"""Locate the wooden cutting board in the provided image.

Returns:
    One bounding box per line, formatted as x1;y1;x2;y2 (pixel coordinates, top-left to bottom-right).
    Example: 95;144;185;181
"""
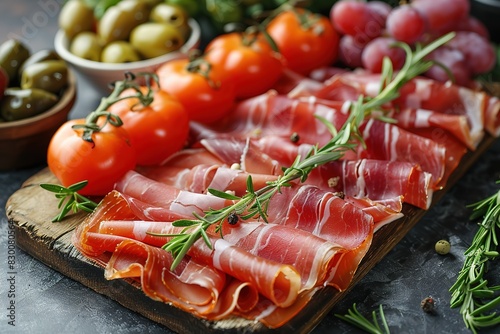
5;135;497;334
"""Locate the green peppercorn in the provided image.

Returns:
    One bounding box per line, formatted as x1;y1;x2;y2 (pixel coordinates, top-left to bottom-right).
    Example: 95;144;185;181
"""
435;239;451;255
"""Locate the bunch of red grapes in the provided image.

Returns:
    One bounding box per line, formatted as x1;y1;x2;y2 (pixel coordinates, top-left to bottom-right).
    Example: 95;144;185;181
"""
330;0;496;86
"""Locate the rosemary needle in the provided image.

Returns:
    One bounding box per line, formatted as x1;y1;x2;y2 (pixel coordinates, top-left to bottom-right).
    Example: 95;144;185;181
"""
40;180;98;222
157;32;456;271
335;303;390;334
449;181;500;334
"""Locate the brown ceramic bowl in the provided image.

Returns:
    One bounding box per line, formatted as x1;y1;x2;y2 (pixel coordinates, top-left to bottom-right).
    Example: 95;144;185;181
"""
0;70;76;170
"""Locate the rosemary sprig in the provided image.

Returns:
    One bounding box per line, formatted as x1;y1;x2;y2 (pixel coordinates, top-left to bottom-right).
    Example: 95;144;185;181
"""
158;33;456;270
40;181;98;222
449;181;500;334
335;303;390;334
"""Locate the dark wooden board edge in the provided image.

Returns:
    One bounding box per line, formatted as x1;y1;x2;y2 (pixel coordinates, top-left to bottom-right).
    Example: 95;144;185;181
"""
6;135;498;334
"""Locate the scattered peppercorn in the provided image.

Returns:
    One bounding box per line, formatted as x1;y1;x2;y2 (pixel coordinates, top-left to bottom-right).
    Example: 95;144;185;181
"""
435;239;451;255
228;212;239;225
420;296;436;314
290;132;300;143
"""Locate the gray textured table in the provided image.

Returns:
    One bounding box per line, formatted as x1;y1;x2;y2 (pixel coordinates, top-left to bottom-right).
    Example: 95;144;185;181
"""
1;2;500;333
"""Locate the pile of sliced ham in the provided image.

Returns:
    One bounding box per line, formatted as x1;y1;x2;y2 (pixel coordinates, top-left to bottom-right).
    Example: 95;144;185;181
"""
72;68;500;328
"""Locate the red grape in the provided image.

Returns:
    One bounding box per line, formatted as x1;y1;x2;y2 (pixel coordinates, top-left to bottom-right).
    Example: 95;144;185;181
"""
367;1;392;23
338;34;365;68
330;0;384;42
447;31;496;74
425;46;471;86
412;0;469;33
387;5;427;44
361;37;406;73
455;16;490;40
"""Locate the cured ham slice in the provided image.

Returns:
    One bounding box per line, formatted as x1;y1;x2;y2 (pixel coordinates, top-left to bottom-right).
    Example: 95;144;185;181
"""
201;137;281;175
138;163;278;196
99;219;301;308
115;171;374;290
313;159;433;210
72;191;258;320
359;119;446;189
345;196;403;232
114;170;232;217
191;91;349;147
406;127;468;190
265;185;374;290
315;72;496;147
485;95;500;137
272;69;325;97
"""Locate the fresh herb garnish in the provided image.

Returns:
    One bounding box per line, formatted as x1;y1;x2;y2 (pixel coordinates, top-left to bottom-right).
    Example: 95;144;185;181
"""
335;303;390;334
40;181;98;222
157;33;456;270
449;180;500;334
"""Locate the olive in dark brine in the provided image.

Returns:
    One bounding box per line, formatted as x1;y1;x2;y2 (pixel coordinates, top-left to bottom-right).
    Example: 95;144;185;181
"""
0;88;58;121
0;39;30;84
18;49;61;77
21;60;69;94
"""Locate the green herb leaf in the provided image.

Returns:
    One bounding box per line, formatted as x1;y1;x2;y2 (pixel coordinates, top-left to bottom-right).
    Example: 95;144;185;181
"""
40;181;98;222
450;180;500;333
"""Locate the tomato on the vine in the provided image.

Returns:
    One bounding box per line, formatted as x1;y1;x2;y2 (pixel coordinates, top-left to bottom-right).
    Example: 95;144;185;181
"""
47;114;136;196
108;87;190;166
156;57;236;124
204;31;285;99
266;9;340;75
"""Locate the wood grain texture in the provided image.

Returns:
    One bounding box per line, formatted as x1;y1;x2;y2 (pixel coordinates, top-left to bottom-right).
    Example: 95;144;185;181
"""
5;135;497;334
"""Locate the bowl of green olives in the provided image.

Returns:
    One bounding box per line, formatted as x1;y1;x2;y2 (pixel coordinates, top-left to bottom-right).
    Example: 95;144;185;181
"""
54;0;201;92
0;39;76;170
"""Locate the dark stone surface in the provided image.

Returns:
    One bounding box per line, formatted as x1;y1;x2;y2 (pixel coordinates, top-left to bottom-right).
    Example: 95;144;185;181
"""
1;2;500;333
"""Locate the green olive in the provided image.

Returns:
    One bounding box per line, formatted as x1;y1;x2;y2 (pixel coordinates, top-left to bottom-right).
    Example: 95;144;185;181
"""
0;39;30;84
18;49;61;78
21;60;68;94
130;22;185;59
101;41;141;63
70;32;102;61
58;0;95;39
98;0;151;44
150;4;191;40
0;87;58;121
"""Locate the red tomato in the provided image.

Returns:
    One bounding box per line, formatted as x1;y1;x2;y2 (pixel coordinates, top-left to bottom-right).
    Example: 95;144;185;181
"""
204;32;285;99
108;87;190;166
266;9;340;75
156;58;236;124
47;117;136;196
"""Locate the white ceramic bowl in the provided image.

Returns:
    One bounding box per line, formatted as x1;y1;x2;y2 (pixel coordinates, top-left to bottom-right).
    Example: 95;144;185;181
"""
54;18;201;92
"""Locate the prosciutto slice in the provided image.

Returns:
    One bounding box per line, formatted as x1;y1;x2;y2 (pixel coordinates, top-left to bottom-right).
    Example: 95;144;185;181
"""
315;72;499;147
115;171;374;290
72;191;258;319
314;159;433;210
358;119;446;189
98;219;302;308
190;91;349;147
